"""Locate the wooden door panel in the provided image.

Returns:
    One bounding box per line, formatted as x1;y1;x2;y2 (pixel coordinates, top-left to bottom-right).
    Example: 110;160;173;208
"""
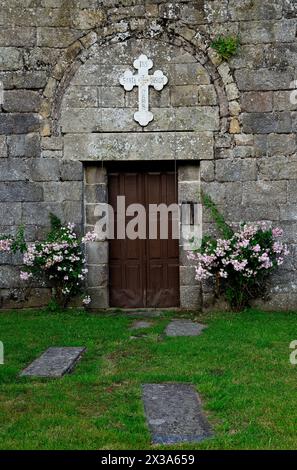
108;174;120;207
109;170;145;307
123;173;140;205
145;169;179;307
108;163;179;308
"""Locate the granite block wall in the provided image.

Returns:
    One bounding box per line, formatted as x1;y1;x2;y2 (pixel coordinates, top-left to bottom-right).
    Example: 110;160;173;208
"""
0;0;296;310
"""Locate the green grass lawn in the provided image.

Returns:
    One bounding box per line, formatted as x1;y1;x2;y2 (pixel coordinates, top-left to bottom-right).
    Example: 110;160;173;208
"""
0;308;296;450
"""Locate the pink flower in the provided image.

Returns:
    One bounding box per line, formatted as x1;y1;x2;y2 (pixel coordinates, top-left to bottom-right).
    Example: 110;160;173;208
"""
23;244;37;266
82;231;98;243
259;221;269;231
272;227;283;238
20;271;32;281
241;224;258;238
237;239;249;248
0;238;13;252
200;254;217;266
231;259;248;271
272;242;283;254
217;239;231;250
252;244;261;253
195;265;212;281
187;251;198;261
259;252;273;269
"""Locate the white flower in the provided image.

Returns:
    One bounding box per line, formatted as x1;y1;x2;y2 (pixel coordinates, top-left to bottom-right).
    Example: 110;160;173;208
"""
82;295;91;305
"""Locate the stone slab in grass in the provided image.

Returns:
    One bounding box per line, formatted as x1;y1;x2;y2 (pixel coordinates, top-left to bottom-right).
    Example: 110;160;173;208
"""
130;320;153;330
142;383;213;444
130;335;149;340
125;310;163;318
20;347;86;377
165;319;207;337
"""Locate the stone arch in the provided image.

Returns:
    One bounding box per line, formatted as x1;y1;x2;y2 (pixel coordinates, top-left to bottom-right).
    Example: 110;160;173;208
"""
40;28;241;139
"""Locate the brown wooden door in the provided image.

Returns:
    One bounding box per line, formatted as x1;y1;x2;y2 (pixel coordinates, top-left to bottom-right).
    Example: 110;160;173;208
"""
108;162;179;308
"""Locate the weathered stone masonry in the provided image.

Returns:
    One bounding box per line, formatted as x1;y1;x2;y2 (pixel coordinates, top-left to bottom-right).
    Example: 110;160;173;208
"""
0;0;296;310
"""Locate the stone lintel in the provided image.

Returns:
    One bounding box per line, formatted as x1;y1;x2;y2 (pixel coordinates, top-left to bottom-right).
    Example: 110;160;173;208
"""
64;132;213;161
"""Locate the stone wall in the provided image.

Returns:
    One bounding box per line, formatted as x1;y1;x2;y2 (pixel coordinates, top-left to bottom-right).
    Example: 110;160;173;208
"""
0;0;296;310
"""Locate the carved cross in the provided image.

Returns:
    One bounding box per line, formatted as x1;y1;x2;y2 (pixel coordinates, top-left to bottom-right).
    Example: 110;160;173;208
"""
119;54;168;127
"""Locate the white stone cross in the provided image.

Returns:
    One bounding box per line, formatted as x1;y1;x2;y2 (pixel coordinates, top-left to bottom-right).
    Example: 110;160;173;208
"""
119;54;168;127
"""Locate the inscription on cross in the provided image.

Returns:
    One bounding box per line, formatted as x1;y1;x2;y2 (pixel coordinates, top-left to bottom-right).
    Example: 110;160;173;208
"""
119;54;168;127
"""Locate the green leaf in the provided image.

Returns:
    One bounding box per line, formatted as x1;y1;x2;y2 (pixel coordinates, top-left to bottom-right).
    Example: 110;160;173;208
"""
49;212;62;231
211;35;240;61
201;191;234;239
11;225;27;254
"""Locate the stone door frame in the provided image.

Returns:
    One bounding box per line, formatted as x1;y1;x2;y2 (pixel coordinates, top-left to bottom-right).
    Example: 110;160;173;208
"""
84;160;201;309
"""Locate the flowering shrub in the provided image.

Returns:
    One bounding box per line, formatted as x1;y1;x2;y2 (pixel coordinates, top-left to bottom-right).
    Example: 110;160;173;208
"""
0;227;26;254
0;215;97;308
189;194;289;311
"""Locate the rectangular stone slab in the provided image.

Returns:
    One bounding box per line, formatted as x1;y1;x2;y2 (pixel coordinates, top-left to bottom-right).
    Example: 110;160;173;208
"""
165;320;206;337
142;383;213;444
20;347;86;377
64;131;214;161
